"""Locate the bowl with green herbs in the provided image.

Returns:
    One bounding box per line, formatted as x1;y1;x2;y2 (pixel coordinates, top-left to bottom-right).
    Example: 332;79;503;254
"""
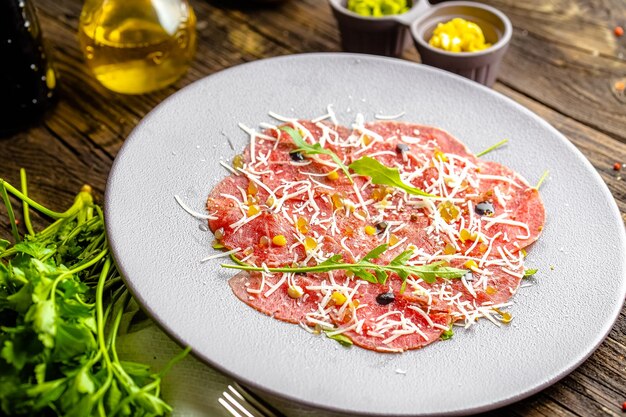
329;0;430;56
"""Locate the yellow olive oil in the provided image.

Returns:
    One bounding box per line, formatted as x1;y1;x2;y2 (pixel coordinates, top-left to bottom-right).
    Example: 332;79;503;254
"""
78;0;196;94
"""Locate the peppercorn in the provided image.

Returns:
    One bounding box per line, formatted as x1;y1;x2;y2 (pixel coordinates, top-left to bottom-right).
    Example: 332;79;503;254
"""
376;292;395;305
289;150;305;162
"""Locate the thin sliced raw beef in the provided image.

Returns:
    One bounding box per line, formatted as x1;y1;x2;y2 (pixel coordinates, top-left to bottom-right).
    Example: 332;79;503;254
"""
206;117;545;352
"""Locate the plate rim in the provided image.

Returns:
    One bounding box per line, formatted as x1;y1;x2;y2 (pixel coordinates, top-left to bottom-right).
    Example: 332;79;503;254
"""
105;52;626;416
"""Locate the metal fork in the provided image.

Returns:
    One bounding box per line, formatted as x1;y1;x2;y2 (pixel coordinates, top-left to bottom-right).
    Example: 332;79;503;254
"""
219;382;283;417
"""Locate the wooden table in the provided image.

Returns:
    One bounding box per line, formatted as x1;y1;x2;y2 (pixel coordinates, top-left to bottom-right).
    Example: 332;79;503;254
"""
2;0;625;415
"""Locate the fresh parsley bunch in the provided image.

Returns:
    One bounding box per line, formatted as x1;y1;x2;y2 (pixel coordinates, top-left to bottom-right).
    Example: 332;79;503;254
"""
0;170;188;417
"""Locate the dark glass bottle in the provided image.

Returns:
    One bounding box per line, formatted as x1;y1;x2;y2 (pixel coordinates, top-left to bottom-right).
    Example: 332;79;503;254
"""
0;0;57;136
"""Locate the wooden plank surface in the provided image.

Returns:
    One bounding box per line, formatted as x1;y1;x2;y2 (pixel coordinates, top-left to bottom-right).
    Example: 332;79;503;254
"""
1;0;625;415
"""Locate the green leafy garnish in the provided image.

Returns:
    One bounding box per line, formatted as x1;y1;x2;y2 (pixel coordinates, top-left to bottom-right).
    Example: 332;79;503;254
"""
535;170;549;190
349;156;433;197
280;126;353;184
440;324;454;340
222;244;467;285
523;268;538;277
475;139;508;157
324;331;353;347
0;172;188;416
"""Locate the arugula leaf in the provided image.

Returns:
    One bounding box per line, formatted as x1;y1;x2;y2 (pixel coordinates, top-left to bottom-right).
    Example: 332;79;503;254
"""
280;126;353;183
360;244;388;262
223;247;467;285
349;156;433;197
352;269;378;284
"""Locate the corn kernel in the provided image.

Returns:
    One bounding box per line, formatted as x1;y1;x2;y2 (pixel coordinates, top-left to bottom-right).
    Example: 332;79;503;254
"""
259;236;270;247
434;150;448;162
407;244;417;252
389;234;400;246
438;201;460;223
364;225;376;235
351;299;360;308
344;226;354;237
478;243;488;253
247;195;258;204
288;285;304;299
486;286;497;295
494;308;512;323
331;291;347;305
362;135;373;146
247;204;261;216
521;248;527;258
247;181;258;195
272;235;287;246
356;209;367;219
304;237;317;251
214;227;224;240
459;228;472;242
443;243;456;255
327;170;339;181
265;196;275;207
296;216;310;234
371;185;392;201
243;247;254;256
331;193;344;210
464;260;478;270
500;311;512;323
232;154;245;169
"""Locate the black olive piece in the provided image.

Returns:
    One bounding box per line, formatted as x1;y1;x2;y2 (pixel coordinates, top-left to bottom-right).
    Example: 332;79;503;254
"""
396;143;409;154
295;271;307;276
289;150;305;162
375;221;388;234
376;292;395;305
475;201;495;216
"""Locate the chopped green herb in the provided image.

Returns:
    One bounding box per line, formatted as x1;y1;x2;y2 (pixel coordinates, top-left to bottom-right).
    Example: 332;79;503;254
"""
324;331;353;347
223;244;467;285
441;324;454;340
349;156;433;197
347;0;409;17
523;268;538;277
535;170;549;190
475;139;508;157
280;126;353;184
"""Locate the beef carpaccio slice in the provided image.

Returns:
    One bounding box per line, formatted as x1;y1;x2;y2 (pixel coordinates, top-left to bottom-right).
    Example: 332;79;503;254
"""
207;118;545;352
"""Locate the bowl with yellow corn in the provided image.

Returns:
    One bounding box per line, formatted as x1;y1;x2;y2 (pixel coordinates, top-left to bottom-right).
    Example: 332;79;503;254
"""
328;0;511;86
409;1;512;86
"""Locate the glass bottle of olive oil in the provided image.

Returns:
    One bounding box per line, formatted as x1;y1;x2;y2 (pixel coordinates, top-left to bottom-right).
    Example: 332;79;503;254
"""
78;0;196;95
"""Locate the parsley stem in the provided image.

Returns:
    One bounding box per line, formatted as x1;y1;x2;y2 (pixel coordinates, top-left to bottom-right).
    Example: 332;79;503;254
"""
20;169;35;237
0;183;20;243
92;257;114;406
0;178;69;219
476;139;508;157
